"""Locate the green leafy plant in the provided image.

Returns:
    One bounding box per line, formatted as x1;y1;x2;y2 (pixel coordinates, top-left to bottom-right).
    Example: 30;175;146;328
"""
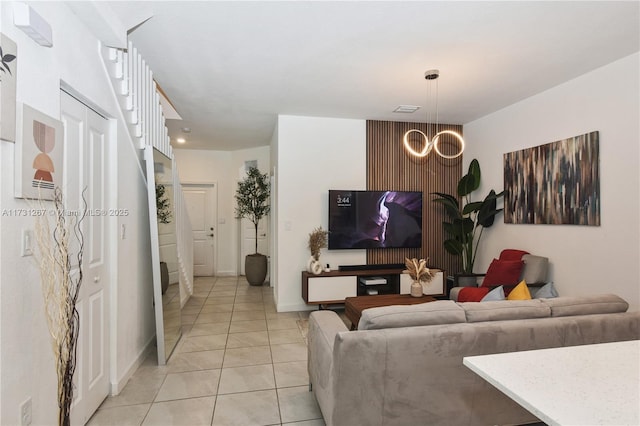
156;182;172;224
235;167;270;254
0;45;16;82
432;159;504;274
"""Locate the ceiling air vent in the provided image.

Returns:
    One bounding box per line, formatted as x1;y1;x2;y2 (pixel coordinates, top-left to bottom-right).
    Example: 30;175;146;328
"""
393;105;420;113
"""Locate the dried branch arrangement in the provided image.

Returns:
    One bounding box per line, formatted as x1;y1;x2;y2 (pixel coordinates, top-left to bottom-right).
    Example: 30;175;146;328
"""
33;187;86;426
405;257;435;283
308;227;328;260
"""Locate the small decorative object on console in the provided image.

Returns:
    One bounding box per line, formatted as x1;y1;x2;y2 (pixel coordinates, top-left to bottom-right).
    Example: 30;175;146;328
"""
307;226;328;275
405;258;435;297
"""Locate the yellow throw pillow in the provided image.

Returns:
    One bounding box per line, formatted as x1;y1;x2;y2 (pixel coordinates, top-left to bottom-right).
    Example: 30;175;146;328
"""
507;280;532;300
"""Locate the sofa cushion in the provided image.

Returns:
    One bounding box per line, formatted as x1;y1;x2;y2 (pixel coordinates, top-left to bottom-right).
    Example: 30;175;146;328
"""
499;249;529;261
521;254;549;284
357;300;466;330
540;294;629;317
481;259;524;287
481;285;505;301
507;281;532;300
457;287;489;302
533;282;558;299
459;299;551;323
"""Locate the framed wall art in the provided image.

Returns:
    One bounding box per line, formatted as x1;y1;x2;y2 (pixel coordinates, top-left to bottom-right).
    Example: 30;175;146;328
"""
503;131;600;226
15;103;64;200
1;33;18;142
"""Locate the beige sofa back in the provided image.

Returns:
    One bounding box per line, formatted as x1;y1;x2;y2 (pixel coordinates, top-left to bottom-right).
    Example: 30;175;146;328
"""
308;295;639;426
358;294;629;330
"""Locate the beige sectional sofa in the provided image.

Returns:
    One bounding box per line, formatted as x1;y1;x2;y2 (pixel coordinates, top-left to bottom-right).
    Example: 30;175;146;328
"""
308;294;640;426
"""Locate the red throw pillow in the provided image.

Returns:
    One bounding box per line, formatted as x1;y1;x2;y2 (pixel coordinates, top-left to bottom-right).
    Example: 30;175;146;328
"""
499;249;529;261
457;287;489;302
481;259;524;287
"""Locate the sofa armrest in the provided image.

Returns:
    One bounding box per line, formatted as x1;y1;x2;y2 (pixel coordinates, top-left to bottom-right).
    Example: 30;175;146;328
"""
309;310;348;353
449;287;463;301
449;273;486;300
308;310;349;422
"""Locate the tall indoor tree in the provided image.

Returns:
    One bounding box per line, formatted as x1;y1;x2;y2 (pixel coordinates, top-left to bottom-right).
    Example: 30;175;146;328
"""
235;166;271;285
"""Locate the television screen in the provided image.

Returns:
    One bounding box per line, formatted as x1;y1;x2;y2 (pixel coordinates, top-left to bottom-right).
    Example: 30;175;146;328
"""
328;190;423;249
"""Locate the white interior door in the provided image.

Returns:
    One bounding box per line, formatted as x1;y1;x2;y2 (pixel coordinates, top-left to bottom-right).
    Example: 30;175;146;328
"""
61;91;110;425
183;184;217;276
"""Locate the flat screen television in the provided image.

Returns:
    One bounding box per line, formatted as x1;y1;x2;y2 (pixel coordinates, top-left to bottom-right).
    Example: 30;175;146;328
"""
328;190;423;249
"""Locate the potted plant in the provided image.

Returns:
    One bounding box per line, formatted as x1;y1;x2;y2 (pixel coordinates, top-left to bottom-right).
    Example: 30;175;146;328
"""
235;166;271;286
404;258;436;297
155;182;172;224
432;159;504;281
156;182;172;293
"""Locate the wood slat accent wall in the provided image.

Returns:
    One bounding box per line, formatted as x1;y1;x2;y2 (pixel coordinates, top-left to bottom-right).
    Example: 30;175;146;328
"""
366;120;463;277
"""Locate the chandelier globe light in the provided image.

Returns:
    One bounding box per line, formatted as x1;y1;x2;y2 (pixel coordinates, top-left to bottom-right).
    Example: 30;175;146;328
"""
403;69;465;159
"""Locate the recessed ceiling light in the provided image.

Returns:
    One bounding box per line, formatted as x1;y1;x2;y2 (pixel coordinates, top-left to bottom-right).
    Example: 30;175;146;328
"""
181;127;191;133
176;137;186;144
393;105;421;113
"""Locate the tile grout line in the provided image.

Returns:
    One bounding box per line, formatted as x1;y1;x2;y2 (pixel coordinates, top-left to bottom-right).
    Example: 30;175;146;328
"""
89;276;324;425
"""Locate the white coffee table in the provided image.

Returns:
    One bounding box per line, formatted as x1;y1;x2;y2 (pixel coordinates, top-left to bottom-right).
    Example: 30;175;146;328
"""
463;340;640;426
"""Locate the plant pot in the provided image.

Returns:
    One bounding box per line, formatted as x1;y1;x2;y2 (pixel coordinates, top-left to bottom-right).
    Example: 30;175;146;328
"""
245;253;268;286
307;256;323;275
410;281;423;297
456;274;479;287
160;261;169;294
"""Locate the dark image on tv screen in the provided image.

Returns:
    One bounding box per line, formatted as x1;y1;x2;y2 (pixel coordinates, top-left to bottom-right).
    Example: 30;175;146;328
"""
328;190;423;249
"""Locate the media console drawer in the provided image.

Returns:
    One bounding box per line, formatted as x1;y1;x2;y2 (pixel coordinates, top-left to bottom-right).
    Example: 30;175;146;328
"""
307;276;356;304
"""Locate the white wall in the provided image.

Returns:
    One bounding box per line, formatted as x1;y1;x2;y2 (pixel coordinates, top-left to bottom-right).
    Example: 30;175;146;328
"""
174;146;270;276
274;115;367;312
464;53;640;312
0;2;155;423
112;133;156;391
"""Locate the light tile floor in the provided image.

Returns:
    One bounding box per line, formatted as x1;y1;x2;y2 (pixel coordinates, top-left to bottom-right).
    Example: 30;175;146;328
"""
87;276;325;426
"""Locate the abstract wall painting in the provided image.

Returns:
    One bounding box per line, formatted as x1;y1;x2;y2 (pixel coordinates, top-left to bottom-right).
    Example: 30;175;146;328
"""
503;131;600;226
1;33;18;142
15;104;64;200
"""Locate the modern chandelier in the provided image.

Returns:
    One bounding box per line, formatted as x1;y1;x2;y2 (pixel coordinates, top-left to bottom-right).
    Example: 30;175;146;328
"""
403;70;465;159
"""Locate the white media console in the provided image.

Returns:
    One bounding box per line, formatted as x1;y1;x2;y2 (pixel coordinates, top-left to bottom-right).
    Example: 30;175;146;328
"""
302;266;445;305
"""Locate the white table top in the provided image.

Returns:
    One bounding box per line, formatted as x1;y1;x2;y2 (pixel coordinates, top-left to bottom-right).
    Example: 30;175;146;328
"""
463;340;640;426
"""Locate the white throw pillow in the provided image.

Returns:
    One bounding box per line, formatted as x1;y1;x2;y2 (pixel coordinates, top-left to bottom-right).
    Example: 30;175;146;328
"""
533;282;559;299
481;285;505;301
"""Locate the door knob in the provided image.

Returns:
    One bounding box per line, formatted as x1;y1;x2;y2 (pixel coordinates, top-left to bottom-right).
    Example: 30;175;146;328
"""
208;233;214;237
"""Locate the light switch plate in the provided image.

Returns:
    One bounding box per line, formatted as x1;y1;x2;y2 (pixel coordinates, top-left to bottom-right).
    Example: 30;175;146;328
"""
21;229;33;257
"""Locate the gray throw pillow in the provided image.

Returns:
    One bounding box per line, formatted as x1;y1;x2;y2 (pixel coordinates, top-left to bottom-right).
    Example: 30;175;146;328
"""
521;254;549;284
481;285;505;301
534;282;558;299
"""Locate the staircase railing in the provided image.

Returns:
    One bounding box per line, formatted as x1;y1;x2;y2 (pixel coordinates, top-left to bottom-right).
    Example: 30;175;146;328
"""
101;41;193;304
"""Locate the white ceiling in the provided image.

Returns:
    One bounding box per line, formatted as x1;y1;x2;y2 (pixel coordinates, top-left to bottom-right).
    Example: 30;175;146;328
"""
104;1;639;151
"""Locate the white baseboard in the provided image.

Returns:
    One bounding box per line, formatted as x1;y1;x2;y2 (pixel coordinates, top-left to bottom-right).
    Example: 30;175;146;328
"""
216;270;237;277
110;336;155;395
276;301;317;313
